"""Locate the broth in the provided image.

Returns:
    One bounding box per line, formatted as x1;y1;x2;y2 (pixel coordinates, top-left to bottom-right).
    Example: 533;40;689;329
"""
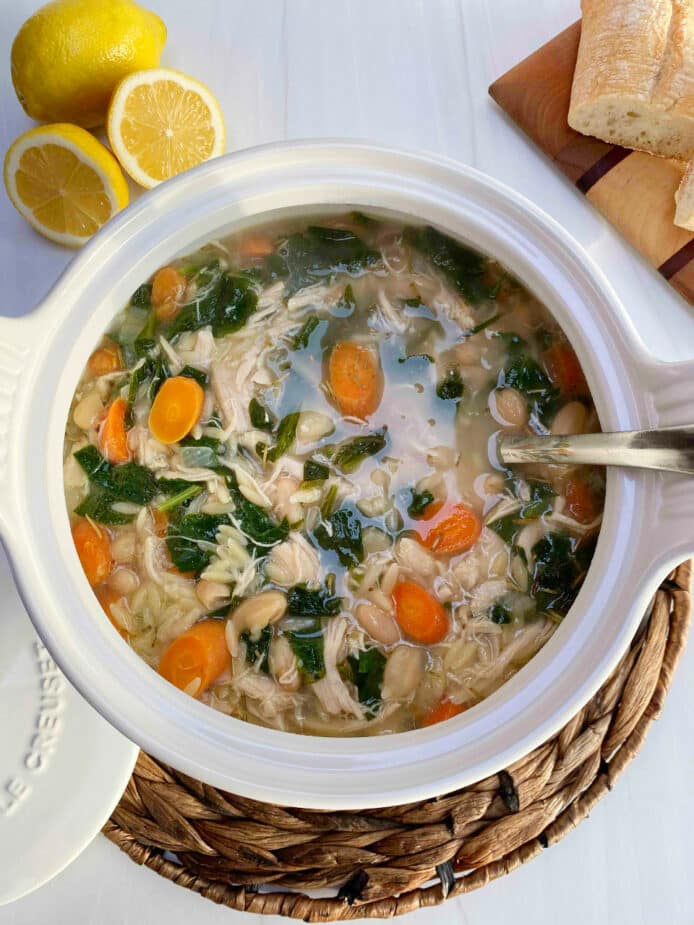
63;212;604;736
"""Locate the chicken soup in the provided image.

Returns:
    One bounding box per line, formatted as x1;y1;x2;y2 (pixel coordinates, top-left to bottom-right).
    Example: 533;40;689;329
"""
64;213;603;735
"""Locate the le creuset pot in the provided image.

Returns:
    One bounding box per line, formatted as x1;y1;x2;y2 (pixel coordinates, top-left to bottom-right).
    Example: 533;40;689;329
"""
1;141;692;809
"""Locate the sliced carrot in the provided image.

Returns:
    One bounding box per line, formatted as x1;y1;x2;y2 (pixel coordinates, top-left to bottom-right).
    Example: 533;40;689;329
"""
543;342;588;396
328;341;383;419
565;478;599;524
420;503;482;556
159;619;230;697
151;266;186;322
100;397;131;464
95;586;128;639
148;376;204;444
238;232;275;258
392;580;448;644
88;340;122;377
73;519;112;587
421;699;466;727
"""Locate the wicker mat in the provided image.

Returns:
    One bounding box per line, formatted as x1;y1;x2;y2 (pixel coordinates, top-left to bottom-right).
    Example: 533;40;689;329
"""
103;562;691;921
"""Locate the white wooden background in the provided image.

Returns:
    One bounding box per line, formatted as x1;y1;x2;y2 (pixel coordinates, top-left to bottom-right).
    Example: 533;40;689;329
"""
1;1;693;923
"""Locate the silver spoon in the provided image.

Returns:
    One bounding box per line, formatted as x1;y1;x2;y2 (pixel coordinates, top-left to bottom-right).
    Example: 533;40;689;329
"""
497;426;694;476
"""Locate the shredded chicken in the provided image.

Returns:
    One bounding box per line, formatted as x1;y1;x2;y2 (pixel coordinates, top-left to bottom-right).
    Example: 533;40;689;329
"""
265;533;321;587
311;620;364;720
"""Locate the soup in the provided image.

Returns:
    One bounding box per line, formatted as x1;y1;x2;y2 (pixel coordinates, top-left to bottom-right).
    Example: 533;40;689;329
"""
63;213;604;736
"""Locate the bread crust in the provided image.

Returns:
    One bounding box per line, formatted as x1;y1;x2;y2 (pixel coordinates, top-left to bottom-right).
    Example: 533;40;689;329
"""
569;0;694;158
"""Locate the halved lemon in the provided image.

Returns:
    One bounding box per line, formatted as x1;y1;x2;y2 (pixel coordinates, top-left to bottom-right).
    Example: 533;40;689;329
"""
107;68;226;189
4;123;129;247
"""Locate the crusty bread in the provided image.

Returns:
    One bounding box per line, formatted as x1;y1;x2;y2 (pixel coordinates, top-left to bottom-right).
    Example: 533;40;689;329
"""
569;0;694;159
675;162;694;228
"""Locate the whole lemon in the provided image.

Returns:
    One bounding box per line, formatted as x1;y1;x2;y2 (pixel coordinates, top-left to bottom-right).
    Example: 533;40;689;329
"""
11;0;166;128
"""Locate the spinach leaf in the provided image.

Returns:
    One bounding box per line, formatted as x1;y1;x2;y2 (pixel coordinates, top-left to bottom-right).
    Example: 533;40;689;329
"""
227;473;289;550
166;272;258;338
499;355;559;423
397;353;433;365
241;625;272;673
267;412;300;462
488;481;556;546
488;514;519;546
287;584;342;618
287;622;325;680
179;365;208;388
304;458;330;482
314;508;364;567
249;398;275;432
74;490;133;525
404;225;489;304
329;430;387;474
519;480;556;519
347;648;386;716
74;445;158;505
179;435;225;469
489;601;512;624
407;488;435;518
130;283;152;308
134;310;157;357
465;312;500;336
213;273;258;337
148;354;170;400
264;226;380;295
436;369;464;400
531;532;581;618
157;477;201;495
127;357;153;403
180;435;224;454
292;315;320;350
156;484;203;513
166;512;229;575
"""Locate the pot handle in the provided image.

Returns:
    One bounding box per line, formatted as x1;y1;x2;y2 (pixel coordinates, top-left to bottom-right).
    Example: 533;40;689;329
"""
0;312;46;538
637;352;694;572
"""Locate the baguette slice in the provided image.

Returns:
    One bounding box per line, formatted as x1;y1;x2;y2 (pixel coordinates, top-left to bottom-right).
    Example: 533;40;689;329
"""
675;162;694;228
569;0;694;159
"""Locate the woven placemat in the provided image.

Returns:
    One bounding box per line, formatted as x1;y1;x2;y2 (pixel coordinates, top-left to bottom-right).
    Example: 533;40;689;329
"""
103;562;691;920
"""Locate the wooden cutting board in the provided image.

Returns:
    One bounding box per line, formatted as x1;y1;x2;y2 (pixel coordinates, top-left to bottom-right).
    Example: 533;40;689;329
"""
489;21;694;306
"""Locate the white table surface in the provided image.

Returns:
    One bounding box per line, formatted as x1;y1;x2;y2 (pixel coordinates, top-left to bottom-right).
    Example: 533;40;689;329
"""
1;1;693;922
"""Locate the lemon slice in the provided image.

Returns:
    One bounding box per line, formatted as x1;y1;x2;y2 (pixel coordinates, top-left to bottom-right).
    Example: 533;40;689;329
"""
107;68;226;189
4;123;129;247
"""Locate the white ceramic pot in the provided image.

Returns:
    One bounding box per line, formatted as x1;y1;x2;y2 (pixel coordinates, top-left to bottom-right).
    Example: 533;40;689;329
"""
1;141;692;809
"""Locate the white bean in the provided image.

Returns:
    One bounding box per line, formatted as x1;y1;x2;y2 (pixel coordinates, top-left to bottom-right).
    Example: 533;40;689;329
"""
226;591;287;657
551;401;587;436
73;390;104;431
362;526;392;554
108;568;140;596
296;411;335;446
357;494;389;517
380;562;400;597
382;646;426;700
269;635;301;691
355;602;400;645
272;476;302;523
416;472;446;499
491;388;528;429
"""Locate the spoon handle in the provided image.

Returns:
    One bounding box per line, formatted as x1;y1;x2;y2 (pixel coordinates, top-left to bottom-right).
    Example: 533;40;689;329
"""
498;426;694;476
